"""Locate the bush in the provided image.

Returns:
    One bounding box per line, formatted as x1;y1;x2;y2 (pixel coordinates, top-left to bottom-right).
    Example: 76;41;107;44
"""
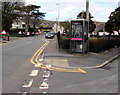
9;29;25;37
60;36;120;53
89;37;120;53
60;35;70;49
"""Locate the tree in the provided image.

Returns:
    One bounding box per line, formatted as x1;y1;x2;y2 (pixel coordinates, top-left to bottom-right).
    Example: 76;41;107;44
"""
105;7;120;36
20;4;45;29
32;10;45;28
2;2;24;31
77;11;96;33
60;21;70;37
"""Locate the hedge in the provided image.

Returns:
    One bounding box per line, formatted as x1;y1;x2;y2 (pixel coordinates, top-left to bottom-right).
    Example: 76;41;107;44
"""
89;37;120;53
60;35;120;53
60;35;70;49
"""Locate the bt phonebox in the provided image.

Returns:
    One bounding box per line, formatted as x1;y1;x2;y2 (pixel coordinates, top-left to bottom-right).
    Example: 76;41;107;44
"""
70;19;89;54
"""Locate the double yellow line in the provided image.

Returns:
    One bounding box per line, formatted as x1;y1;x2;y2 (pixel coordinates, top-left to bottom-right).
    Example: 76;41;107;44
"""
30;40;87;73
31;40;49;68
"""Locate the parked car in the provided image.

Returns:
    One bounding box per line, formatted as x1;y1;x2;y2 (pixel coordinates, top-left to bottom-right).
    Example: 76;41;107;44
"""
45;32;55;39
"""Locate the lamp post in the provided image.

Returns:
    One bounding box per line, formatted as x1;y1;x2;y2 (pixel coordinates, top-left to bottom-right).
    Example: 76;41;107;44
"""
86;0;89;21
86;0;89;53
56;3;60;33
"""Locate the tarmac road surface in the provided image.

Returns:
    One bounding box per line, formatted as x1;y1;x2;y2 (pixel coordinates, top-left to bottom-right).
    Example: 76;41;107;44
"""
2;35;45;93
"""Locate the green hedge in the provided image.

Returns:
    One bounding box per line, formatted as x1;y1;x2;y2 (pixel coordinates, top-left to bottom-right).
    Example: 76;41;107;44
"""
60;35;120;53
60;35;70;49
9;29;25;37
89;37;120;53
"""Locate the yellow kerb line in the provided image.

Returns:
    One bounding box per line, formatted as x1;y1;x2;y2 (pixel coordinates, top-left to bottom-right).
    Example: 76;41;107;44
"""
31;41;48;66
31;40;87;73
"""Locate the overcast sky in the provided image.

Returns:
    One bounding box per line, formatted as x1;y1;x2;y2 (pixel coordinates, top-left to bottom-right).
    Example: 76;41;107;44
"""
25;0;120;22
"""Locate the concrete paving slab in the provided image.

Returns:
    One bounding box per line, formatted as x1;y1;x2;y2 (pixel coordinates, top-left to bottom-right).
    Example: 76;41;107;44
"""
44;59;69;67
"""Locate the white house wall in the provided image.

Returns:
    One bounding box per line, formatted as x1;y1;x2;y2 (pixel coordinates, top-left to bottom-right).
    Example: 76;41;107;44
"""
52;23;64;33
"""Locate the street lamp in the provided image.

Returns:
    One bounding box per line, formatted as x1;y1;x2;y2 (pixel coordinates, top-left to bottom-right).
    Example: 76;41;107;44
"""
56;3;60;33
86;0;89;21
56;3;59;22
86;0;90;52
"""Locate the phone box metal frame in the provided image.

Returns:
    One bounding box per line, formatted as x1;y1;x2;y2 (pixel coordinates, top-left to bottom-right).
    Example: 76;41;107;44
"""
70;19;89;54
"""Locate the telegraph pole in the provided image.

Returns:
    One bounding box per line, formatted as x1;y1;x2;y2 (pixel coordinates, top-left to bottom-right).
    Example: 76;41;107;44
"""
86;0;89;53
86;0;89;21
56;3;60;33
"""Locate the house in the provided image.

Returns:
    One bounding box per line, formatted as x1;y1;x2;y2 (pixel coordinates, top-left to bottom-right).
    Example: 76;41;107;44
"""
11;18;26;29
52;23;64;34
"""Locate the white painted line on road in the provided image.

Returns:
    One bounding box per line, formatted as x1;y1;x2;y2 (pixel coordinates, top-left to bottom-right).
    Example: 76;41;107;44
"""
41;81;49;86
42;53;44;58
43;73;50;78
39;59;43;62
43;78;48;81
43;92;47;94
39;81;49;90
30;70;39;76
39;86;49;90
22;79;33;88
23;92;27;94
34;64;40;67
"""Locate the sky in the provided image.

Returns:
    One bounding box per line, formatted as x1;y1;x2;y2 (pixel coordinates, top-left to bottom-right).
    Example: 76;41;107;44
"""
25;0;120;22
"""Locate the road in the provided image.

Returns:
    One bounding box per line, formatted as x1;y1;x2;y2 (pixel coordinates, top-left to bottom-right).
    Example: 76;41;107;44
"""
28;58;119;93
2;35;119;94
2;35;45;93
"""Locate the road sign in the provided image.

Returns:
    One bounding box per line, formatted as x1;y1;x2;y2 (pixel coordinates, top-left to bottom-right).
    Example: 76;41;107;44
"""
1;30;6;35
18;31;22;34
26;32;30;36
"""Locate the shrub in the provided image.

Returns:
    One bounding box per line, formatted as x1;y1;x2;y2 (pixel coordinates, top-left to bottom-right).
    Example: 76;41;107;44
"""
60;36;120;53
89;37;120;53
60;35;70;49
9;29;25;37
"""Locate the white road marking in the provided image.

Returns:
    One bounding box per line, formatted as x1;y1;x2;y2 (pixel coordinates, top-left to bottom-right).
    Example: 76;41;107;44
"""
22;79;33;88
39;86;49;90
30;70;39;76
34;64;40;67
43;73;50;78
42;53;44;58
39;81;49;89
43;79;48;81
39;59;43;62
43;92;47;94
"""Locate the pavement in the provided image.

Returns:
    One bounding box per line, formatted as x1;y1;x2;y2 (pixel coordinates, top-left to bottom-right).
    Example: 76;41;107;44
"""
43;36;120;70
